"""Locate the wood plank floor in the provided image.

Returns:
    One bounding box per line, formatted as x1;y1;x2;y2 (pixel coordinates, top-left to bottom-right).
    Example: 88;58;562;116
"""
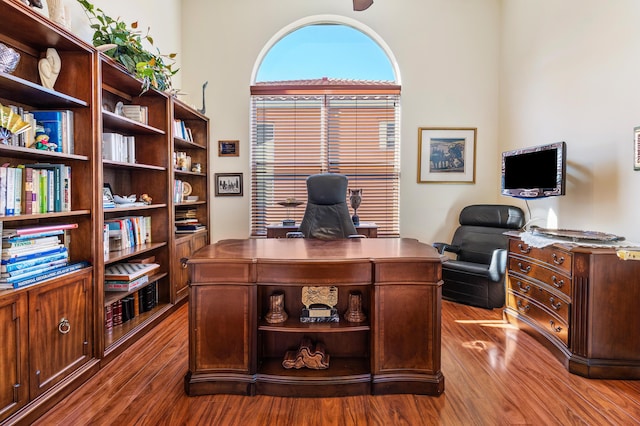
35;301;640;426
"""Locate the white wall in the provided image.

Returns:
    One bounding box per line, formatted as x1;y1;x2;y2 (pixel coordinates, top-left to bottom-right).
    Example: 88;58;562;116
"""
500;0;640;241
180;0;502;243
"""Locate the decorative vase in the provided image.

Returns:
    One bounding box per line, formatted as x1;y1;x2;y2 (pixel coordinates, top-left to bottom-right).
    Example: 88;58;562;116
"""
344;291;366;323
349;189;362;225
265;292;288;324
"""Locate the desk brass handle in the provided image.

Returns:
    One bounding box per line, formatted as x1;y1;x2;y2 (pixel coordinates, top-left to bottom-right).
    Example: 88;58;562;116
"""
517;281;531;293
549;297;562;310
551;276;564;289
517;300;530;312
517;243;531;254
58;318;71;334
552;253;565;265
517;262;531;274
549;320;562;333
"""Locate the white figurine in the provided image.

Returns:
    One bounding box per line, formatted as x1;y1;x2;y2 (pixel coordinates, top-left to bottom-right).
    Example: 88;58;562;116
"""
38;48;62;89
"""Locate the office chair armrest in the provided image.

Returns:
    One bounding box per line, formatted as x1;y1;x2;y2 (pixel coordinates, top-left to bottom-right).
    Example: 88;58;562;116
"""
488;248;507;282
432;243;460;255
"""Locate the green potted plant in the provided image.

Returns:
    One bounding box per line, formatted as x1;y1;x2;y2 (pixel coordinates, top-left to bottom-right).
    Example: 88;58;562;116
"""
77;0;178;93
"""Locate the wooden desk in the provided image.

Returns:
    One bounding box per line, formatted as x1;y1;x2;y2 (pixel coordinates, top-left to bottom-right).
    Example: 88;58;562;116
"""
266;222;378;238
184;238;444;397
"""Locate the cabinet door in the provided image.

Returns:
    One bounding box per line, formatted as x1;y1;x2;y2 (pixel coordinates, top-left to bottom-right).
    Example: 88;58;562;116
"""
0;293;28;422
174;238;192;301
28;270;93;397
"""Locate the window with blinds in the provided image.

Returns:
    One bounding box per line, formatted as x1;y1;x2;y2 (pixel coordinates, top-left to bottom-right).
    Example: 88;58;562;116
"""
250;84;400;237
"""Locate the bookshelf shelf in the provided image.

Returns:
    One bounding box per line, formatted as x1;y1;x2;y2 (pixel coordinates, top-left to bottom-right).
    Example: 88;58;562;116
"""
102;110;166;135
0;144;90;161
0;210;91;222
0;73;89;108
104;242;168;265
103;300;174;351
103;272;168;306
102;160;166;171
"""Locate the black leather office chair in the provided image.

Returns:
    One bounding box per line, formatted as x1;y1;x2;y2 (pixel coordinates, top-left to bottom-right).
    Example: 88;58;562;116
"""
433;204;525;309
295;173;358;240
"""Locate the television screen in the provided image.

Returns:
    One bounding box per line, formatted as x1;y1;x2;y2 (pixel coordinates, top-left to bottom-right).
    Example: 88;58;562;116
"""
501;142;566;198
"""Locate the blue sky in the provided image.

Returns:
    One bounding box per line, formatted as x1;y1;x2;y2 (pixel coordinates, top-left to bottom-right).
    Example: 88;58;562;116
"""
256;24;395;82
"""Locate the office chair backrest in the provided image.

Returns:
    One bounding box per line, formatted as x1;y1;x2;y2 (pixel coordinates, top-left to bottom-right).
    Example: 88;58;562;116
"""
297;173;358;240
452;204;525;264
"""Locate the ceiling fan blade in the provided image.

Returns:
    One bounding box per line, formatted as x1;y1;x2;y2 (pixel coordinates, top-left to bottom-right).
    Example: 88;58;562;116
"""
353;0;373;11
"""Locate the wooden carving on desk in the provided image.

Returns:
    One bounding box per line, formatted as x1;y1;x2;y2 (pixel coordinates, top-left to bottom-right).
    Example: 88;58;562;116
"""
282;337;330;369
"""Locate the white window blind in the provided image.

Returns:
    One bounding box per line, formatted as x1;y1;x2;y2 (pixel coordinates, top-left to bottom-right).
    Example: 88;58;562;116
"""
250;90;400;237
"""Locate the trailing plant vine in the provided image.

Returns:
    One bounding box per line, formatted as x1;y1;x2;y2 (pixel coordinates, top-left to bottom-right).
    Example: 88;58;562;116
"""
77;0;178;93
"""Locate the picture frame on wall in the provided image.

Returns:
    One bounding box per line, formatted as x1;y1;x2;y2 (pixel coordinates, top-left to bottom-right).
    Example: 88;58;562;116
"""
634;126;640;170
218;140;239;157
215;173;243;196
417;127;477;183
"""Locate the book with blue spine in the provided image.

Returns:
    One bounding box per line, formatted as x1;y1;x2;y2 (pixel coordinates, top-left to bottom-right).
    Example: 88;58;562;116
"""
1;251;69;273
3;261;90;289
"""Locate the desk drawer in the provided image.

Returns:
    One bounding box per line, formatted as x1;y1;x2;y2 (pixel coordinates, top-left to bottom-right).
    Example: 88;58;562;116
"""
509;239;573;275
256;260;372;284
507;290;569;347
507;276;570;323
507;257;572;299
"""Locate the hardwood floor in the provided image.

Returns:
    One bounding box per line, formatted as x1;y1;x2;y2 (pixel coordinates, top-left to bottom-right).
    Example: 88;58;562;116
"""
35;301;640;426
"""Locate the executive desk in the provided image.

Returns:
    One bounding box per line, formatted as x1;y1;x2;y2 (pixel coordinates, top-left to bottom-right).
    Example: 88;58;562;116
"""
184;238;444;397
266;222;378;238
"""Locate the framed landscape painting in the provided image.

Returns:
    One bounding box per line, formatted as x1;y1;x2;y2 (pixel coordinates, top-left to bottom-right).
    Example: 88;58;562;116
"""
418;127;476;183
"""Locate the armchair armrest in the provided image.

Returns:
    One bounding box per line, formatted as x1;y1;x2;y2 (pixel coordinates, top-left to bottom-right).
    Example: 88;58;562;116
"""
432;242;461;255
487;248;507;282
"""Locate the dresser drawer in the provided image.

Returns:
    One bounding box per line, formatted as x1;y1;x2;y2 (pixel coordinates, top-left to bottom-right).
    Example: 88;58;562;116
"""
508;239;573;275
507;290;569;346
507;276;570;323
507;256;572;299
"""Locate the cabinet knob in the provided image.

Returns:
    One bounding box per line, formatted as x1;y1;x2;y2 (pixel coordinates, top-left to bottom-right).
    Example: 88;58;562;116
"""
58;317;71;334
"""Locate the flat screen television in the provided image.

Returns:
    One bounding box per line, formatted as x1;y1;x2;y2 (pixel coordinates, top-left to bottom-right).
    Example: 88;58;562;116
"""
501;141;566;198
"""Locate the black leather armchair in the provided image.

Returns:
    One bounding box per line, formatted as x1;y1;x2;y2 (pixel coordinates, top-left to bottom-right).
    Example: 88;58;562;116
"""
433;204;525;309
295;173;359;240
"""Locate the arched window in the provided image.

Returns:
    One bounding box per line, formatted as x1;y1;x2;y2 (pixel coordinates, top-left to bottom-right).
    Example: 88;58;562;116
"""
250;21;400;237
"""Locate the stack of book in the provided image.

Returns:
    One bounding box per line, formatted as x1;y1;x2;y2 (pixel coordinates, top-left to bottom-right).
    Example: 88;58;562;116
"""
104;261;160;291
175;207;205;233
173;119;193;141
104;215;151;252
0;163;72;216
102;133;136;163
121;105;148;124
105;281;158;331
1;223;87;289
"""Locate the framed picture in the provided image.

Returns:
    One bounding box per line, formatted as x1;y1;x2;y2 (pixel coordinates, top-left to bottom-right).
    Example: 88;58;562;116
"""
103;183;115;203
635;126;640;170
218;140;239;157
418;127;476;183
215;173;243;196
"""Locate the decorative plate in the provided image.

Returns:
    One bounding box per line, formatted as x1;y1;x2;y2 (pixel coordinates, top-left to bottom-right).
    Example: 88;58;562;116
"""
532;228;625;242
182;182;192;197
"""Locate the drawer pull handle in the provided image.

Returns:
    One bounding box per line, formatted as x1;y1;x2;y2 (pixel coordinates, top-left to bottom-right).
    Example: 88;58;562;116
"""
549;297;562;310
552;253;565;265
180;257;188;269
517;262;531;274
58;318;71;334
517;281;531;293
549;320;562;333
551;276;564;289
517;243;531;254
517;300;530;312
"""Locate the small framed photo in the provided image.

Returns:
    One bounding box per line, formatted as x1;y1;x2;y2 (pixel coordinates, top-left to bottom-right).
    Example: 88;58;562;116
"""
634;126;640;170
215;173;243;196
103;183;115;203
218;140;239;157
418;127;476;183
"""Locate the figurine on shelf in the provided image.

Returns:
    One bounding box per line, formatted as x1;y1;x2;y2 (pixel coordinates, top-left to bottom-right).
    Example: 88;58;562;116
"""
38;48;62;89
34;131;57;151
140;193;152;205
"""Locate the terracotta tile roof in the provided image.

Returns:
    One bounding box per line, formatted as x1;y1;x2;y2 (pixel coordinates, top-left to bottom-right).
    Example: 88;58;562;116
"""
251;77;401;95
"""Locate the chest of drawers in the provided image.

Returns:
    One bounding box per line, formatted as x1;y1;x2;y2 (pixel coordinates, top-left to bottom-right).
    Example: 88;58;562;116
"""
504;234;640;379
